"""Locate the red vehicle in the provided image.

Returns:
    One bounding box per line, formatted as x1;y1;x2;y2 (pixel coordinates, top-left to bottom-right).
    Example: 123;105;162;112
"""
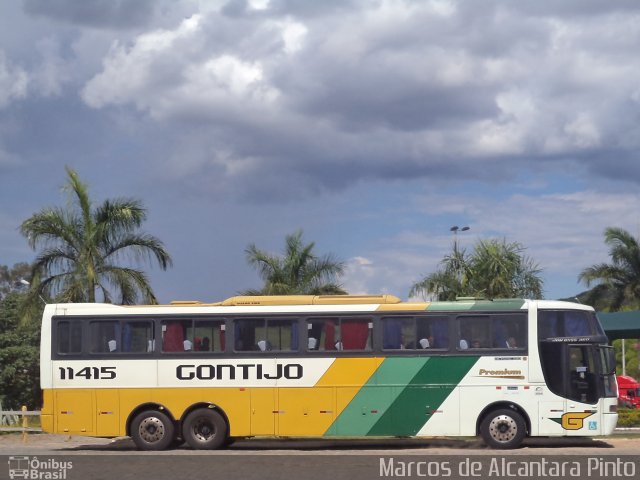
617;375;640;409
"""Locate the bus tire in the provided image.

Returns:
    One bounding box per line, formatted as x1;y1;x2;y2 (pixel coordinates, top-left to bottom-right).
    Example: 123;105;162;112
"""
480;408;526;449
131;410;175;451
182;408;228;450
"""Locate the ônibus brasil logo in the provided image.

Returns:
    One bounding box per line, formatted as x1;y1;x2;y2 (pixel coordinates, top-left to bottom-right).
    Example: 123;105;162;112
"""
8;456;73;479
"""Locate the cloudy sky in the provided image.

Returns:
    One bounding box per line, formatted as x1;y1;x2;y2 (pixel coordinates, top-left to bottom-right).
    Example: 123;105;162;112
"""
1;0;639;303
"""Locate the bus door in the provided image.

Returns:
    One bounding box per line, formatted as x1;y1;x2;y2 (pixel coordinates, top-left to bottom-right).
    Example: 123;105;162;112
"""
563;344;600;436
539;342;599;435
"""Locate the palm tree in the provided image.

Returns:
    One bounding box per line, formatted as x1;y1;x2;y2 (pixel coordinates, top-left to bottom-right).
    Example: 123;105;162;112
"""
244;230;346;295
409;248;470;301
20;167;172;304
470;238;543;299
410;238;543;300
579;227;640;311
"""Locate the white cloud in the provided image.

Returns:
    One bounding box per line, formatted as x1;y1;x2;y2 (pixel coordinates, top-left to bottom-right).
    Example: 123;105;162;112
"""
82;13;281;122
183;55;278;102
0;51;28;108
248;0;270;12
277;19;307;55
82;14;203;109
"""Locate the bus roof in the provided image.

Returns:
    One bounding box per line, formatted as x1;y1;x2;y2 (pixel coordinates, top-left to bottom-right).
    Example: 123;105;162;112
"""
45;296;595;316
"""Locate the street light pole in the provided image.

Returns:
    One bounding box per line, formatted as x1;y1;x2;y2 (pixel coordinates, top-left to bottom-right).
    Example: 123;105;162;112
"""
450;225;470;256
450;226;470;280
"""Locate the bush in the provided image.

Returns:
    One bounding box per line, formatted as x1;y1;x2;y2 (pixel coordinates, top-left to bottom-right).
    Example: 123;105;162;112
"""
617;408;640;427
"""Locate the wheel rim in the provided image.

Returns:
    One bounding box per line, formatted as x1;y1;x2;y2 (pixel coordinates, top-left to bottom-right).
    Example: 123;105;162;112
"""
191;417;216;442
488;414;518;444
138;416;166;444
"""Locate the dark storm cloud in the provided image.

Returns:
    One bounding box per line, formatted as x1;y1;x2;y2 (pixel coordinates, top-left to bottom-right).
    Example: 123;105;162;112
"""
23;0;162;30
57;0;640;202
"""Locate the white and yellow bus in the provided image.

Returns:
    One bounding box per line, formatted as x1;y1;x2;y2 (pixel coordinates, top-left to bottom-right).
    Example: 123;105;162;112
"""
40;295;617;450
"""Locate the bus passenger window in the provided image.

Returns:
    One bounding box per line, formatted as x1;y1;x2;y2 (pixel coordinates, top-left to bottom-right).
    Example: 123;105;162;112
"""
493;315;527;349
382;317;414;349
458;316;490;350
340;319;371;350
234;319;264;351
418;316;449;349
123;321;154;353
162;320;189;352
307;318;337;351
307;317;371;351
56;321;82;354
90;321;118;353
193;320;225;352
265;319;297;351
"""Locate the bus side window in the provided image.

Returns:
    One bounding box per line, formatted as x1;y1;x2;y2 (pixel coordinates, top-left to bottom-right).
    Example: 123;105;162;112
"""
459;316;490;350
306;317;371;351
340;318;371;351
162;320;191;352
193;320;225;352
493;315;527;349
56;321;82;354
382;317;412;349
123;321;154;353
265;319;297;351
418;316;449;349
234;319;264;351
307;318;338;351
163;321;185;352
90;321;118;353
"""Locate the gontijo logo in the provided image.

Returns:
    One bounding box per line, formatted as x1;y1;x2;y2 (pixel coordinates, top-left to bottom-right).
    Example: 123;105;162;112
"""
551;412;595;430
478;368;525;380
7;456;73;479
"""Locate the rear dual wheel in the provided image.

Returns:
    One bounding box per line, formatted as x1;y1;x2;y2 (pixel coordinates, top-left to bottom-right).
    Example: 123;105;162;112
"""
182;408;228;450
131;410;175;451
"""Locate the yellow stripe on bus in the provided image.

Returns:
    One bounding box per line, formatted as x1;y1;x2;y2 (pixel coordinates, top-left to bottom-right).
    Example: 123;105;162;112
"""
275;358;384;436
375;303;429;311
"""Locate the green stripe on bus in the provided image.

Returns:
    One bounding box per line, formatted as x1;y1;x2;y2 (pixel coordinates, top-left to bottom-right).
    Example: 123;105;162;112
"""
426;299;525;312
367;356;480;436
325;358;428;436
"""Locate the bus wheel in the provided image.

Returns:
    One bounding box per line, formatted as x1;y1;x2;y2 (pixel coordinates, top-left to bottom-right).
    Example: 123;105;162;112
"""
131;410;175;451
480;408;526;449
183;408;228;450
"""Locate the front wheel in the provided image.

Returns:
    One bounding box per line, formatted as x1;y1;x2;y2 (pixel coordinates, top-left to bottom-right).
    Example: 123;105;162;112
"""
131;410;175;451
182;408;228;450
480;408;526;449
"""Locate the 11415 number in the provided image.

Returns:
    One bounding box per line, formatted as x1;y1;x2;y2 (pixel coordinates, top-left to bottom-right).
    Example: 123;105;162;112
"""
58;366;116;380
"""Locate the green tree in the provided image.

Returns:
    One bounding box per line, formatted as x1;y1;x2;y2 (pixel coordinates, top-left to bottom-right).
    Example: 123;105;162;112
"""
0;292;42;409
244;230;347;295
410;238;543;300
0;262;42;325
579;227;640;311
0;262;32;300
20;167;172;305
